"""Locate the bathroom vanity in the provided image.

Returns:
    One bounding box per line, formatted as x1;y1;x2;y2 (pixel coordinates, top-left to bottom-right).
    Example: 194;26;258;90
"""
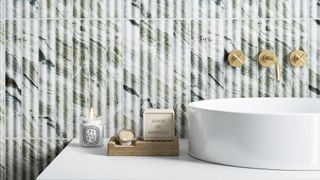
37;139;320;180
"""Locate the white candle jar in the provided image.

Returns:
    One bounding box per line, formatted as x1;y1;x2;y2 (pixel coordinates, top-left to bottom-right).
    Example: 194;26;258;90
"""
80;117;104;146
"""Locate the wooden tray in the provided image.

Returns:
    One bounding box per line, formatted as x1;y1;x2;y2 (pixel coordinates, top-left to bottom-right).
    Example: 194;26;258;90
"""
107;136;179;156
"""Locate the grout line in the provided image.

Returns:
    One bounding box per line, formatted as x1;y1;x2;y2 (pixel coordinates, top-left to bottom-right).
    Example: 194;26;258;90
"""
0;18;319;20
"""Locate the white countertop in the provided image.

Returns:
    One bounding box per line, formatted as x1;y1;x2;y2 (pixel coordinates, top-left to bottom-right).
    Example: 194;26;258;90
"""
37;139;320;180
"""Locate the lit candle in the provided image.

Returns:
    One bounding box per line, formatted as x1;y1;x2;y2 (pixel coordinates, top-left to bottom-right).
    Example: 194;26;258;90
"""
80;108;104;146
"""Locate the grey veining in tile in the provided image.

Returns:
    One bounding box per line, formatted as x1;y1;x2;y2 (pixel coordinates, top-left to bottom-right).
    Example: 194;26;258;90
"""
191;0;258;18
0;21;4;138
113;19;192;137
39;20;74;138
5;0;39;18
257;20;308;97
191;20;258;100
0;139;4;180
140;0;189;18
258;0;320;18
7;0;139;19
5;139;70;180
309;19;320;97
6;20;39;138
39;0;73;18
1;0;320;179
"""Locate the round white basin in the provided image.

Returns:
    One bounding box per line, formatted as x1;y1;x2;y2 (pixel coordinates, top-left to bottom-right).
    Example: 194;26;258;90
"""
188;98;320;170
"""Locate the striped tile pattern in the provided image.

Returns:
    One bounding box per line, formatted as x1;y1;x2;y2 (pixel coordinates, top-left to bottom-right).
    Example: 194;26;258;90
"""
4;139;69;180
0;0;320;179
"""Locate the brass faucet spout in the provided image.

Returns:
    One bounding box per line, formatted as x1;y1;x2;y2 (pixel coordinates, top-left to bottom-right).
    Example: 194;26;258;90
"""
274;59;280;81
259;50;280;81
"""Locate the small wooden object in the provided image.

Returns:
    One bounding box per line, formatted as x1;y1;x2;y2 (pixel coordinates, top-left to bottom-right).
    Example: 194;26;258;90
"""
107;136;179;156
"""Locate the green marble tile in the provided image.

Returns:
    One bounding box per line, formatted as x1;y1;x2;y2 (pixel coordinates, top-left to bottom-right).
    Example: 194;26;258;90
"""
0;20;4;138
191;20;259;100
191;0;258;18
5;20;39;138
308;20;320;97
257;20;308;97
5;139;70;180
0;139;4;180
5;0;38;18
140;0;190;18
138;19;190;137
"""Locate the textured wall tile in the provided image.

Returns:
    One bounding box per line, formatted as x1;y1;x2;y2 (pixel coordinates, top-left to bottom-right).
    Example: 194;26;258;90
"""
191;0;320;19
5;139;70;180
76;20;124;138
0;139;4;180
138;19;190;137
6;20;39;138
191;20;258;100
140;0;189;18
39;20;74;138
257;20;308;97
72;0;136;18
0;21;4;138
39;0;73;18
0;0;3;19
191;0;258;18
258;0;320;18
309;20;320;97
5;0;38;18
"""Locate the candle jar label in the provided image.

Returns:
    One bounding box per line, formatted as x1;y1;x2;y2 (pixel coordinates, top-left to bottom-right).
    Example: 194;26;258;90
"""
82;126;101;145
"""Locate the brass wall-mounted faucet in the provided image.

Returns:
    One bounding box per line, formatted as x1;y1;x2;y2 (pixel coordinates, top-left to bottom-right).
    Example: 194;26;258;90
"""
227;49;307;81
258;50;280;81
228;49;245;67
289;50;307;67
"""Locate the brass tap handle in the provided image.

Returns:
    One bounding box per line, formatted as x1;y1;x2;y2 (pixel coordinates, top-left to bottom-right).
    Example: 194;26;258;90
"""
259;50;280;81
228;50;245;67
289;50;307;67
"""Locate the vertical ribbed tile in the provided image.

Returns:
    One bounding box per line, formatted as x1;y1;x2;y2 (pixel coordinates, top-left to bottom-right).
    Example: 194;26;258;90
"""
101;20;123;137
39;20;74;138
0;0;3;19
191;20;209;100
0;21;4;138
290;20;308;97
39;20;57;138
310;0;320;18
72;20;90;137
258;0;317;18
39;0;73;18
139;20;190;137
140;0;189;18
258;20;276;97
258;0;290;18
88;20;107;129
54;20;74;138
123;19;140;135
258;20;308;97
72;0;127;18
48;0;142;19
124;0;141;18
5;20;22;137
191;0;258;18
6;20;39;138
5;139;69;180
5;0;38;18
309;20;320;97
191;20;258;100
85;20;123;138
0;139;4;179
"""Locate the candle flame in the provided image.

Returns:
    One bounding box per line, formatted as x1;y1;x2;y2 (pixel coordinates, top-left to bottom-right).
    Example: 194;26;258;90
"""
89;108;95;118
